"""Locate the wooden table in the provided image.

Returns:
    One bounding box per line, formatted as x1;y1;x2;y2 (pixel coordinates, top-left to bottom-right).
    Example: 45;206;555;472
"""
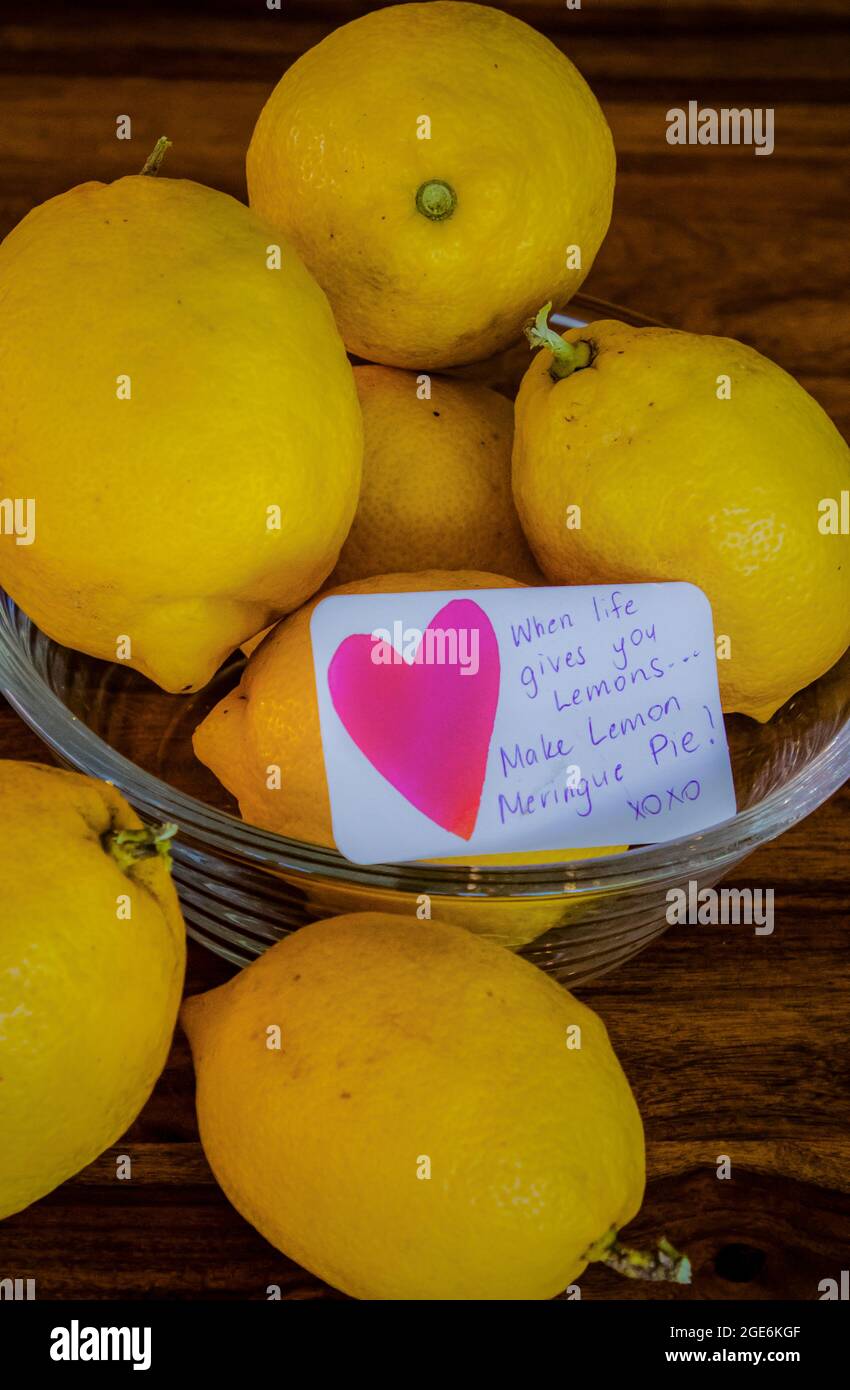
1;0;848;1300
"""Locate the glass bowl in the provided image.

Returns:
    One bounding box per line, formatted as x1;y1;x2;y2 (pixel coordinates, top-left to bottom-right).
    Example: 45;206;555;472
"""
2;295;848;985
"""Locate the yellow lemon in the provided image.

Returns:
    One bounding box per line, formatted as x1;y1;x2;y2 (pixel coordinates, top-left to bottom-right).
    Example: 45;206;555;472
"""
332;367;541;585
246;2;615;368
0;761;185;1220
181;912;671;1301
0;152;362;693
513;315;850;722
194;572;622;950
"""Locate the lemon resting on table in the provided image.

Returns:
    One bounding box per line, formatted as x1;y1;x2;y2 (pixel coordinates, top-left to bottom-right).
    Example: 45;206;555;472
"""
0;761;185;1221
182;911;689;1301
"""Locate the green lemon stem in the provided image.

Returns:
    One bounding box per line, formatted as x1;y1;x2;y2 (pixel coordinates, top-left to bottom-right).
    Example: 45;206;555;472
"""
525;301;592;381
140;136;171;176
105;822;178;873
415;179;457;222
586;1229;692;1284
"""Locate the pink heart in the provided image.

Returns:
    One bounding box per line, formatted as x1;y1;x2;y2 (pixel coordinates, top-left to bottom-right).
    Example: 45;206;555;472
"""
327;598;500;840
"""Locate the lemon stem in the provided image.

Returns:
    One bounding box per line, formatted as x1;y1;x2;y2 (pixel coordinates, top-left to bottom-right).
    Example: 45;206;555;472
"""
140;137;171;176
525;302;592;381
105;822;178;873
415;179;457;222
590;1231;692;1284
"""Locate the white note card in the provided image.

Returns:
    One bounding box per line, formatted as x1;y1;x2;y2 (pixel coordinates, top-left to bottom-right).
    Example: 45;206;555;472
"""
310;582;737;865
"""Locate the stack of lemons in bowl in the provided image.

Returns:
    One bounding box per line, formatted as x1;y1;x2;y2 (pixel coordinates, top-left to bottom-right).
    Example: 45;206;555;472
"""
0;0;848;1300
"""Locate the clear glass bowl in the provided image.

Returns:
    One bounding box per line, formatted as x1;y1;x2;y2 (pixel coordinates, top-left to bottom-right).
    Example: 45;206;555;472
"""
2;295;848;984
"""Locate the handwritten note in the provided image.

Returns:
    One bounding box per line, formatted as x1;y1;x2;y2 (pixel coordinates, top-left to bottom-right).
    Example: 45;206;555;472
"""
310;583;736;865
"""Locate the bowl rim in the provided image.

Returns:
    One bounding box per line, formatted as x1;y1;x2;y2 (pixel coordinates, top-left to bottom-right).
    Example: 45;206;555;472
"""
2;293;848;901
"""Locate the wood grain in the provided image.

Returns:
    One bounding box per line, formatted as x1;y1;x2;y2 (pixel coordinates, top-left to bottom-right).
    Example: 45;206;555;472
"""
0;0;848;1301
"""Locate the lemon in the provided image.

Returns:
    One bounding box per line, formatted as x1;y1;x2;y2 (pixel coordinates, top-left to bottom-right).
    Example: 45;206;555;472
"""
0;152;362;693
513;314;850;721
181;912;669;1300
246;2;615;368
332;367;541;585
194;571;623;949
0;761;185;1220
